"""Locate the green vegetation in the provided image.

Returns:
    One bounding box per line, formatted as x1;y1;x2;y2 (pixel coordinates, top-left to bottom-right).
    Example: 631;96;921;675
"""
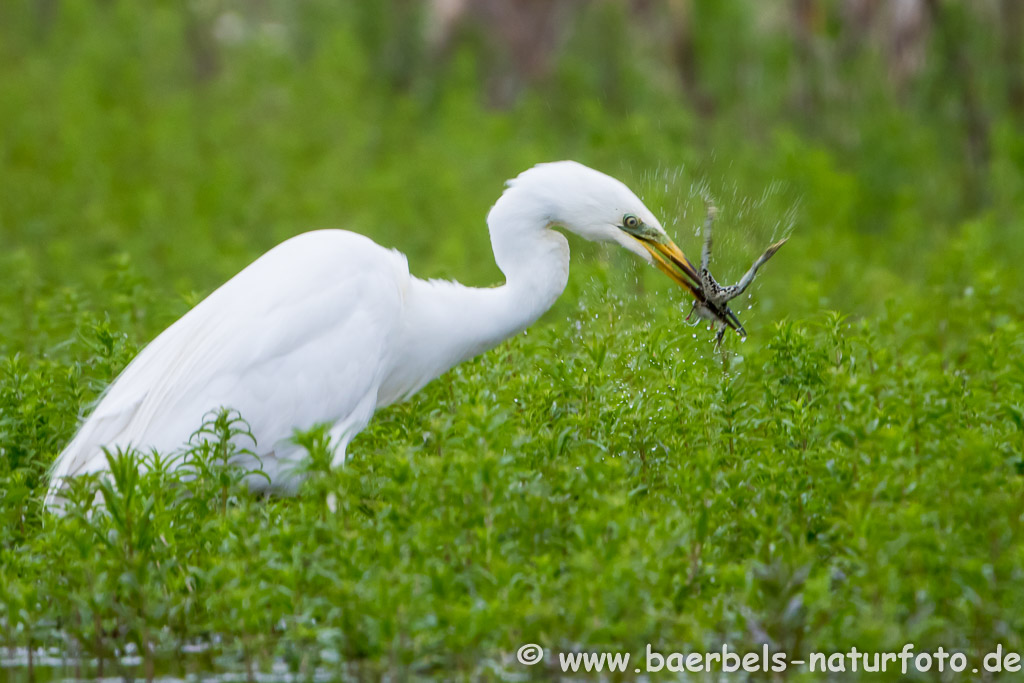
2;1;1023;680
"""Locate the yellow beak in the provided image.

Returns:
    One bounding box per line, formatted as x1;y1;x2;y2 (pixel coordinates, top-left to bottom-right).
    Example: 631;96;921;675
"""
637;237;702;301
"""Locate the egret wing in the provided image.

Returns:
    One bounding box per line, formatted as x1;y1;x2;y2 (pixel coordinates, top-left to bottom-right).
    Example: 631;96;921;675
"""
47;230;408;502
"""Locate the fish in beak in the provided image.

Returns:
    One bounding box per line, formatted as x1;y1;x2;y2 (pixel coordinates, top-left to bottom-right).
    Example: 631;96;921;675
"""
623;203;787;346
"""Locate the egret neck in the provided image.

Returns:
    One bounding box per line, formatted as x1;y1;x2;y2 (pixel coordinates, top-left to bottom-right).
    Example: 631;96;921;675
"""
379;184;570;405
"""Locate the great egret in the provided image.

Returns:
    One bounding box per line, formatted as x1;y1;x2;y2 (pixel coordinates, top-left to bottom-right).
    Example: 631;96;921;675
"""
44;161;774;508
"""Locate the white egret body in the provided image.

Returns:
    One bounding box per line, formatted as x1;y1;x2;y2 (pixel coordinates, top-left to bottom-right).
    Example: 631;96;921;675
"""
45;161;708;508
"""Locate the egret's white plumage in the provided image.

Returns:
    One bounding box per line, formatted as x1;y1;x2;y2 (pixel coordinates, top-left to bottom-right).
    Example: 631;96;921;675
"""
45;161;706;508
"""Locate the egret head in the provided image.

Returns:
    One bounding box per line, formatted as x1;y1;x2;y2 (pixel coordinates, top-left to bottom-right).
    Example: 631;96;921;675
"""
489;161;705;301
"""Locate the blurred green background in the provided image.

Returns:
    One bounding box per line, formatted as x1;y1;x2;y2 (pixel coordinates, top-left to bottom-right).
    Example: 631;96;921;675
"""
3;1;1024;679
3;0;1022;339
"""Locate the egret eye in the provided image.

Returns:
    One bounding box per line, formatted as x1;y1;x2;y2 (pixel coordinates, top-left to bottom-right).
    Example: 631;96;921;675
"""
623;214;640;229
